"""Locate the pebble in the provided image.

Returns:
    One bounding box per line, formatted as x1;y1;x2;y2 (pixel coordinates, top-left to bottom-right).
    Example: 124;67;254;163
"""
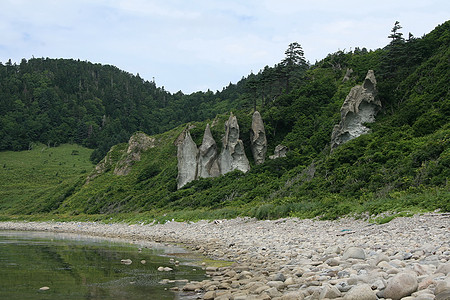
1;213;448;300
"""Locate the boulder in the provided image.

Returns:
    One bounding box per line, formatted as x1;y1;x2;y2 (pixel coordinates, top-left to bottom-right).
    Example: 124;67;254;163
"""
343;247;366;260
198;124;220;178
176;129;199;189
269;144;288;160
219;113;250;174
320;284;342;299
250;111;267;165
343;283;377;300
384;272;418;300
331;70;381;150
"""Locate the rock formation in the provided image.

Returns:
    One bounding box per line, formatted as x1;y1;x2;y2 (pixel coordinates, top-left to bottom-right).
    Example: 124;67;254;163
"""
219;113;250;174
331;70;381;150
269;144;288;160
86;144;125;184
114;132;155;175
342;68;353;82
176;129;198;189
197;124;220;178
176;114;252;189
250;111;267;165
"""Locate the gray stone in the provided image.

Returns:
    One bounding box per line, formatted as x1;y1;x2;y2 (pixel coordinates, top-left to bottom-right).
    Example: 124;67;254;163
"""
265;287;283;297
203;290;216;300
319;284;342;299
219;113;250;174
343;283;377;300
281;291;304;300
436;262;450;275
250;111;267;165
176;129;198;189
384;272;418;300
331;70;381;150
198;124;220;178
343;247;366;260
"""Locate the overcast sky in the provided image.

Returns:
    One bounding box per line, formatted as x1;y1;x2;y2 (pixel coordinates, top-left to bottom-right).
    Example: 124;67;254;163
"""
0;1;448;94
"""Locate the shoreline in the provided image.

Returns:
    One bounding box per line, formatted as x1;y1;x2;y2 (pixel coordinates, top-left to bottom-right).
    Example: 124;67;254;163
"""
1;213;449;299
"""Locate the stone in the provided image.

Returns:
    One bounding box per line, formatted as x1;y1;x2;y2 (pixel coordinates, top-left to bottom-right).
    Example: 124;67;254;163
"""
198;124;220;178
219;113;250;174
281;291;305;300
343;283;377;300
265;287;283;297
343;247;366;260
319;284;342;299
269;144;288;160
373;253;389;266
436;262;450;275
182;282;202;291
176;129;198;189
267;280;285;290
114;132;155;175
250;111;267;165
331;70;381;150
384;272;418;300
203;290;216;300
120;258;132;265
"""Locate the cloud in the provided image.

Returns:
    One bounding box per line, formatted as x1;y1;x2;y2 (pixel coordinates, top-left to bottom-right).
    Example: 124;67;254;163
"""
0;0;448;93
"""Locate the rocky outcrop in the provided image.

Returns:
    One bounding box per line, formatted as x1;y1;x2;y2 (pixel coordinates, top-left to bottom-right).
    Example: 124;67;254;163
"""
176;129;198;189
269;144;288;160
114;132;155;175
176;113;253;189
219;113;250;174
85;144;126;184
342;68;353;82
331;70;381;150
250;111;267;165
198;124;220;178
86;132;155;183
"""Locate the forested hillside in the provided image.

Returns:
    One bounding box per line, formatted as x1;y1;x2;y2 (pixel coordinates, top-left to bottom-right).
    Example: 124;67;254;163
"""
0;21;448;220
0;58;249;162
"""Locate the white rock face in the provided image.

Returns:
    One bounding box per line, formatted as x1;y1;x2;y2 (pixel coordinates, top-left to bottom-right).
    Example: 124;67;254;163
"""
176;129;198;189
219;113;250;174
198;124;220;178
250;111;267;165
269;144;288;160
331;70;381;150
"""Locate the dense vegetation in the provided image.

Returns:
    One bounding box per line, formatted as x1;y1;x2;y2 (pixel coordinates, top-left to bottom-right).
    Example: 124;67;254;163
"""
0;21;448;221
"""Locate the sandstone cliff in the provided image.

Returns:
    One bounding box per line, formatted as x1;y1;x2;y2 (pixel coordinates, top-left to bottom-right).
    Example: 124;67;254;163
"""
250;111;267;165
198;124;220;178
219;113;250;174
331;70;381;150
176;129;199;189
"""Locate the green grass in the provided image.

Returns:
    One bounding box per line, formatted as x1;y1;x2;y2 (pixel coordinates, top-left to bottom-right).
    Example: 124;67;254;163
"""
0;144;94;214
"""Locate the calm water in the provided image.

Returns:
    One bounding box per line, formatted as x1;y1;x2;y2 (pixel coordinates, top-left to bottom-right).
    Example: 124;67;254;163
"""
0;230;206;300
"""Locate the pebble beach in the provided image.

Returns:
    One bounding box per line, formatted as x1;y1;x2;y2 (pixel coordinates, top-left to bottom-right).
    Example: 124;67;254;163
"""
1;213;449;300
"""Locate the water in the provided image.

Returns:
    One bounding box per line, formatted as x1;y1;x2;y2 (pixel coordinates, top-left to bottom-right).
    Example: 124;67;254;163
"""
0;231;206;300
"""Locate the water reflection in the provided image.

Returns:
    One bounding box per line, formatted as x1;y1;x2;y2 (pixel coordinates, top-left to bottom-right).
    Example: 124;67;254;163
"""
0;231;205;300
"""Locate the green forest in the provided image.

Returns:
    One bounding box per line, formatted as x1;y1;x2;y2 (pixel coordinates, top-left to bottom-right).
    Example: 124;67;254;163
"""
0;21;448;221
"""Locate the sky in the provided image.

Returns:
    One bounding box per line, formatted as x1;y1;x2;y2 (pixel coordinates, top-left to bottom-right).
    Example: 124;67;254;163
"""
0;1;448;94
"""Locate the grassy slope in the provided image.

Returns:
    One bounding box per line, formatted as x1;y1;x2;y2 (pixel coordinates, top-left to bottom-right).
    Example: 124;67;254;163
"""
0;144;94;214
